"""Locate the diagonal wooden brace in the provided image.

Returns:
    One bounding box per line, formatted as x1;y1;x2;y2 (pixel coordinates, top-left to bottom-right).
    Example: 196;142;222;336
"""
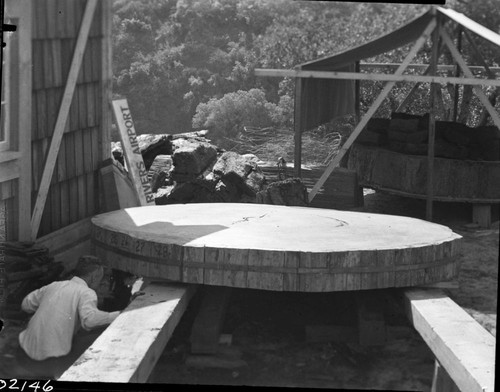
30;0;98;240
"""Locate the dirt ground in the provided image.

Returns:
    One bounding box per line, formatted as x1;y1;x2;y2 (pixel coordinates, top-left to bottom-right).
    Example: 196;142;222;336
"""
0;190;498;391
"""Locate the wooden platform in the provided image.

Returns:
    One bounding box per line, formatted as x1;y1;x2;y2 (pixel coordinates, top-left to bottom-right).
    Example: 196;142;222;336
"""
92;203;461;292
59;283;195;383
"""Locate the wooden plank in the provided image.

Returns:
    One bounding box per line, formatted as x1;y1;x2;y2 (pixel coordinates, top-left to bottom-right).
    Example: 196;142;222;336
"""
308;18;437;202
404;288;495;392
32;41;44;91
59;283;196;383
42;39;54;89
68;177;78;224
35;89;48;139
437;6;500;47
87;82;96;127
0;159;19;183
82;128;93;174
74;129;84;177
51;39;63;87
30;0;98;240
190;286;232;354
64;131;76;179
50;182;61;231
112;99;156;205
86;172;95;216
59;179;70;228
57;134;67;181
45;0;57;39
359;62;500;73
77;174;86;220
99;0;113;169
440;28;500;130
254;68;500;88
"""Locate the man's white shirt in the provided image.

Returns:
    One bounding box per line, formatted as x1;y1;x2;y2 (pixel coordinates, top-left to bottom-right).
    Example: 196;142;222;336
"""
19;276;120;360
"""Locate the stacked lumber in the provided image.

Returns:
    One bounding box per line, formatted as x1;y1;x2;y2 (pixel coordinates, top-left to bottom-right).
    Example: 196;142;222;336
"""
356;113;500;161
1;241;64;318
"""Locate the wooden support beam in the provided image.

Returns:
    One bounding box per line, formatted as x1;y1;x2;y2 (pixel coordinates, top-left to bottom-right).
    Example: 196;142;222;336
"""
254;68;500;88
308;18;437;202
294;78;303;178
426;19;440;222
431;360;461;392
452;26;462;122
30;0;97;241
462;30;496;80
440;28;500;131
359;62;500;73
190;286;232;354
404;289;495;392
59;283;196;383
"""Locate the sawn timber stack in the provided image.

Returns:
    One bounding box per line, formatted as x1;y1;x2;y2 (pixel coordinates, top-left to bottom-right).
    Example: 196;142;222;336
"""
91;203;461;292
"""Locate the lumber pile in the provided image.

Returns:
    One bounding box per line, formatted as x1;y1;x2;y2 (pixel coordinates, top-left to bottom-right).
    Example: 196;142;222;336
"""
1;241;64;319
356;112;500;161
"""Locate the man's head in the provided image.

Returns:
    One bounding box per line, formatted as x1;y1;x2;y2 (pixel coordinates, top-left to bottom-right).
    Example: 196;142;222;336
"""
75;255;105;290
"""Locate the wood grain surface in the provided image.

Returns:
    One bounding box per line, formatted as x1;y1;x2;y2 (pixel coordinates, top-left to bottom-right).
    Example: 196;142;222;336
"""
92;203;462;292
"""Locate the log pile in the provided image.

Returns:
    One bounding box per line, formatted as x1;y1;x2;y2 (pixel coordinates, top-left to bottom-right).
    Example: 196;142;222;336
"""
1;241;64;318
357;112;500;161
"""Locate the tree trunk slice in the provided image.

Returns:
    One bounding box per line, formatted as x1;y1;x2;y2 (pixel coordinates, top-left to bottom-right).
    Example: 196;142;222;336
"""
91;203;461;292
348;144;500;203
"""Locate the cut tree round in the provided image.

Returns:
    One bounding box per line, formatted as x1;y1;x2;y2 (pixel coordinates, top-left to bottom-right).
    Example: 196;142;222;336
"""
92;203;462;292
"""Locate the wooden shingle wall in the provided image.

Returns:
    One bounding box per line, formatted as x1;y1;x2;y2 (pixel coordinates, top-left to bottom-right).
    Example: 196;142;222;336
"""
31;0;111;238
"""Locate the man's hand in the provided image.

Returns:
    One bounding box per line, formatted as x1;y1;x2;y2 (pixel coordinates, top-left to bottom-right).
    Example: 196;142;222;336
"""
129;291;145;304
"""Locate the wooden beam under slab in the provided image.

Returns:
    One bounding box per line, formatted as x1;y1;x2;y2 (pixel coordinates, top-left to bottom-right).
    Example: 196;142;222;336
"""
59;283;196;383
404;288;495;392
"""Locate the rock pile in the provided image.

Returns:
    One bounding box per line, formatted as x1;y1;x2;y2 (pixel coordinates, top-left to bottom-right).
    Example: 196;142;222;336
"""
110;130;309;206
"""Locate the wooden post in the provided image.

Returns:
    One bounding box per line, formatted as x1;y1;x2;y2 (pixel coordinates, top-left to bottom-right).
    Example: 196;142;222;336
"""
9;0;32;241
308;18;437;202
30;0;97;240
440;28;500;130
98;0;113;213
354;60;360;123
431;360;461;392
294;76;303;178
452;26;462;122
426;17;440;222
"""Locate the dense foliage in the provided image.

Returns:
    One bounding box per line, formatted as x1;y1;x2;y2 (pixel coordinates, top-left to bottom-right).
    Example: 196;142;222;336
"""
113;0;499;157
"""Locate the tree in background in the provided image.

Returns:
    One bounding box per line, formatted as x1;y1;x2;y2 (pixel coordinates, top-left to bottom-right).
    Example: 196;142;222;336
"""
112;0;499;142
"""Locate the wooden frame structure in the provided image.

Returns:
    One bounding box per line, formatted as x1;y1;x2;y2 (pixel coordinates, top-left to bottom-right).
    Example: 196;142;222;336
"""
255;6;500;221
1;0;113;269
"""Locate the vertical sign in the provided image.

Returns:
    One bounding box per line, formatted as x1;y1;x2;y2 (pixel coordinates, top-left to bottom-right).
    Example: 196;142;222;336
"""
112;99;155;206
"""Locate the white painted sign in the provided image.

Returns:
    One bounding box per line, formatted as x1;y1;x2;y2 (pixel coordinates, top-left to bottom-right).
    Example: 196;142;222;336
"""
112;99;155;205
